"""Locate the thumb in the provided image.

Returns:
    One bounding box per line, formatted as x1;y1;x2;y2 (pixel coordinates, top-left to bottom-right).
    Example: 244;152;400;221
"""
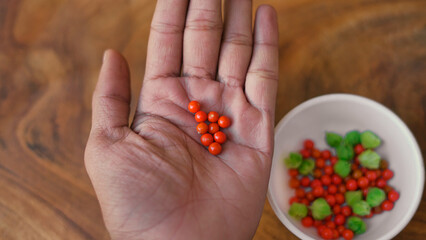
91;49;131;135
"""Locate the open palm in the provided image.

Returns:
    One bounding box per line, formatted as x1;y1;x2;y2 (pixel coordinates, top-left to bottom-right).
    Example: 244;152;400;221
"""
85;1;278;239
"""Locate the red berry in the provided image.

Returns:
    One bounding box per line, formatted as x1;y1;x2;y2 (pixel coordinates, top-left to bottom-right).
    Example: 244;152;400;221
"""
324;166;334;175
316;158;326;168
376;178;387;188
196;122;208;134
337;225;346;235
332;229;340;239
304;139;314;149
321;227;333;239
332;174;342;185
300;198;310;206
295;188;305;198
314;220;323;227
346;179;358;191
380;159;389;169
362;188;369;197
288;169;299;177
289;196;299;205
380;200;393;211
200;133;213;146
317;225;327;236
306;192;315;202
313;186;325;197
321;175;332;186
335;193;345;205
326;221;336;229
218;116;231;128
301;216;314;227
382;169;394;180
357;177;369;189
352;169;362;179
354;157;360;165
334;214;346;225
330;156;338;165
354;144;364;155
342;229;354;240
338;184;347;194
195;111;207;122
383;185;393;194
313;169;323;178
188;101;200;113
388;190;400;202
208;123;220;134
207;111;219;122
325;195;336;206
366;171;377;181
341;206;352;217
208;142;222;155
301;177;310;187
333;205;341;215
312;149;321;158
311;179;322;188
328;185;337;194
324;215;332;221
289;177;300;189
300;149;310;158
321;150;331;160
373;206;383;214
213;131;227;144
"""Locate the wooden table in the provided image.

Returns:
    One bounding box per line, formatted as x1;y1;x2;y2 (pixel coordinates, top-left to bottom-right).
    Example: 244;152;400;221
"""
0;0;425;239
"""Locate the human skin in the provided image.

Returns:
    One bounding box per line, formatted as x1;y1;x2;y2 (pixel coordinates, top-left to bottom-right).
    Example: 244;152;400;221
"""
84;0;279;239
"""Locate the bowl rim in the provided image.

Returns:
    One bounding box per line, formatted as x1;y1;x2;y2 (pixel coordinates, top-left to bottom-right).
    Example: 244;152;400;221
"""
267;93;425;240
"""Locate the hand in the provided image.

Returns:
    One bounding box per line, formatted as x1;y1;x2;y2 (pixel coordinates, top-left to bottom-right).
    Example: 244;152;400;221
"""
85;0;278;239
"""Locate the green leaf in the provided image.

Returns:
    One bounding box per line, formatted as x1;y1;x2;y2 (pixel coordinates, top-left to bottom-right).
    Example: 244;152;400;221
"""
336;144;354;161
347;217;366;235
344;130;361;146
352;201;371;216
361;131;381;149
333;160;352;177
298;159;315;175
366;187;386;207
310;198;332;220
284;152;303;169
326;132;343;148
358;150;381;169
345;191;363;207
288;203;308;220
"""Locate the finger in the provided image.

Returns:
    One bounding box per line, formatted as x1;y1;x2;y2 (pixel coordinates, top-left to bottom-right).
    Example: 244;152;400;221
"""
245;5;279;114
145;0;189;80
92;50;131;131
217;0;253;87
182;0;222;79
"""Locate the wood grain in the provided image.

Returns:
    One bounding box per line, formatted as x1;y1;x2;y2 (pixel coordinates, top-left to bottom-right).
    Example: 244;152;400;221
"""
0;0;425;239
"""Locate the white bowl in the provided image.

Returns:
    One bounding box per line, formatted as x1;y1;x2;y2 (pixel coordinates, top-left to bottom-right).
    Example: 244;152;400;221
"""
268;94;424;240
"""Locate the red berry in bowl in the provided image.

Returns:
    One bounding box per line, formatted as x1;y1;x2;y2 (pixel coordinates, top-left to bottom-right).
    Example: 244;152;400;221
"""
388;190;400;202
346;179;358;191
301;216;314;227
382;169;394;180
304;139;314;149
381;200;394;211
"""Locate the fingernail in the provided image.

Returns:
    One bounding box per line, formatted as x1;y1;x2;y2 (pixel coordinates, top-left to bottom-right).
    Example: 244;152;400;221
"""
102;50;109;63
